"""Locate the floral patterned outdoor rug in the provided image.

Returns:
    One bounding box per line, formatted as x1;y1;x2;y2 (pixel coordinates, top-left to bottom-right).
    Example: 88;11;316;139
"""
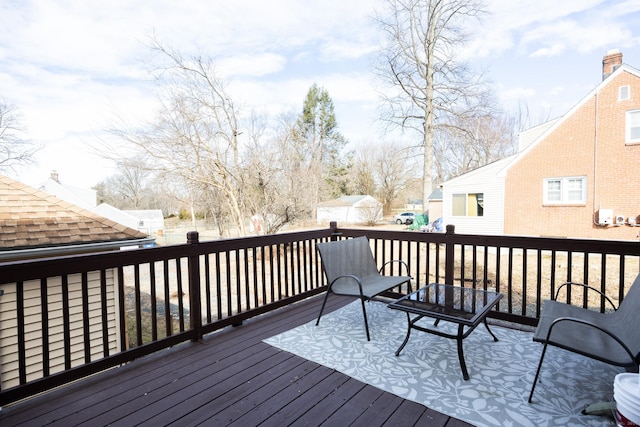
264;300;620;427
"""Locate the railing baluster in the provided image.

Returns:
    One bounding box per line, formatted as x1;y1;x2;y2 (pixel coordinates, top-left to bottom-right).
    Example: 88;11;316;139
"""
215;252;222;320
81;272;91;363
16;281;26;385
150;262;158;341
522;249;528;316
176;259;185;332
40;278;50;377
535;250;542;318
134;264;143;346
507;248;514;314
204;255;212;323
62;275;71;370
117;266;126;351
100;270;109;357
163;260;172;335
235;248;242;313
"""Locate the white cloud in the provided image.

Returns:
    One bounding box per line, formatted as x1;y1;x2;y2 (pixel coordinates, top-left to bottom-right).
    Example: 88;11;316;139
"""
218;53;288;78
549;86;564;96
1;0;640;188
530;43;566;58
499;87;536;102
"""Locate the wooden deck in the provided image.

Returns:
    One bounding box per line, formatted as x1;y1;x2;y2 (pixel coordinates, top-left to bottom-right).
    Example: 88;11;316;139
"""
0;295;472;426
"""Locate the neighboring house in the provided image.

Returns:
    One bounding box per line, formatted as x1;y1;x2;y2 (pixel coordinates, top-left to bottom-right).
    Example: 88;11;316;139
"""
38;170;97;209
92;204;165;238
92;203;142;233
426;188;443;220
441;155;515;235
316;195;383;224
124;209;165;237
442;49;640;240
0;174;153;390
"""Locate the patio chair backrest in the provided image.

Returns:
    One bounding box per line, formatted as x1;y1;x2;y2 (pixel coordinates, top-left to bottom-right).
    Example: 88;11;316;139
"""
613;274;640;353
316;236;379;286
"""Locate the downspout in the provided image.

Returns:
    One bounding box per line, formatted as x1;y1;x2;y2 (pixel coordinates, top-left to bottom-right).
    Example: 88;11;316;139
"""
593;86;600;225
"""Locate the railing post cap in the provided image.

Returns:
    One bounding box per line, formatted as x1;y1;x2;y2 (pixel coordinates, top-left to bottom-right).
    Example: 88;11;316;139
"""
187;231;200;243
446;224;455;234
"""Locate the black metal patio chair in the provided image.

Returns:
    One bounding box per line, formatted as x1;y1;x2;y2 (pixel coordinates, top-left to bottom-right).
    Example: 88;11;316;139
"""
528;274;640;403
315;236;412;341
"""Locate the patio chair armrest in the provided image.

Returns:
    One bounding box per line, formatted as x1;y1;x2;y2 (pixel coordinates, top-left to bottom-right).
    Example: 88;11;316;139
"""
328;274;364;295
379;259;410;276
553;282;618;311
545;316;636;362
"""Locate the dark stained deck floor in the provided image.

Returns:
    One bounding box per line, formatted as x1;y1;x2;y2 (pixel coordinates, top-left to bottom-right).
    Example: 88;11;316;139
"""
0;295;472;426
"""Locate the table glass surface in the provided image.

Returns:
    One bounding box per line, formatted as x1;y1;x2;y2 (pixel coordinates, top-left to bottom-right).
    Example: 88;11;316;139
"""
389;283;502;324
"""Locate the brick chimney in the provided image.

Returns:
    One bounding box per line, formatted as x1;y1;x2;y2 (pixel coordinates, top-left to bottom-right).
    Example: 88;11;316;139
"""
602;48;622;80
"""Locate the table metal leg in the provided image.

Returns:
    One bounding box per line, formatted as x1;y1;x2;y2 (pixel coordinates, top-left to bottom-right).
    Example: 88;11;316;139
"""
456;324;470;380
483;319;499;342
395;312;412;356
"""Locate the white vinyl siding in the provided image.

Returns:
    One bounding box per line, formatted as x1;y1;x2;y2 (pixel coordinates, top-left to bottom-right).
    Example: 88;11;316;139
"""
442;156;512;235
0;270;119;390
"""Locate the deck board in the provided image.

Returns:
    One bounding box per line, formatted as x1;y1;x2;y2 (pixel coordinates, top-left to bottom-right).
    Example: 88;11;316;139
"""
0;295;472;426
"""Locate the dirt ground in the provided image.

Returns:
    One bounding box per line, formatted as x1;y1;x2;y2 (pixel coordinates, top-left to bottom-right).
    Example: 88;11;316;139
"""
148;218;638;318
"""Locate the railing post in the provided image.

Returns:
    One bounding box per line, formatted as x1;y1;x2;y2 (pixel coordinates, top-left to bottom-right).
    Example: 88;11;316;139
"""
445;224;455;285
329;221;339;241
187;231;203;341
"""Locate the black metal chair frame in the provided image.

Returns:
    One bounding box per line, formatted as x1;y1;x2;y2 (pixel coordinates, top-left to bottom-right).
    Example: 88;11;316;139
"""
315;236;412;341
528;277;640;403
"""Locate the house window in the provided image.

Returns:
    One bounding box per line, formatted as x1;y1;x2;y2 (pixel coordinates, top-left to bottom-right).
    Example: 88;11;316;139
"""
619;85;630;101
452;193;484;216
543;177;586;204
627;110;640;144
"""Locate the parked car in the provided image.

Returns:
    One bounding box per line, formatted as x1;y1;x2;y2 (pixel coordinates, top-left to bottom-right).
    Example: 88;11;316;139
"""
393;212;415;225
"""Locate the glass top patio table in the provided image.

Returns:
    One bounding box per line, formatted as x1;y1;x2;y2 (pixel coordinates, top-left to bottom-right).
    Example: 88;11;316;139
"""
388;283;503;326
388;283;503;380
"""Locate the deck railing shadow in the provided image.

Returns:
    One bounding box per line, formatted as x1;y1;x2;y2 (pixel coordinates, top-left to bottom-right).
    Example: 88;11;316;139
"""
0;221;639;406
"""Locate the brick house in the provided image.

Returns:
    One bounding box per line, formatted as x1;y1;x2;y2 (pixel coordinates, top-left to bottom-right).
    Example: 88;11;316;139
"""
442;50;640;240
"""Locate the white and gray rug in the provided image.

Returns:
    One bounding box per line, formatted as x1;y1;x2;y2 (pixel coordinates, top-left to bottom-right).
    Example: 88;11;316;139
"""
264;300;620;427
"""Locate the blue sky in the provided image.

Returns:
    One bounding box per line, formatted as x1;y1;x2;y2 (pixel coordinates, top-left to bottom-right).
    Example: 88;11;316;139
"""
1;0;640;189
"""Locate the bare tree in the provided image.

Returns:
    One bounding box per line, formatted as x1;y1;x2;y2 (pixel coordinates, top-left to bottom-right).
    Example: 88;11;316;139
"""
352;140;418;214
348;142;377;196
0;100;39;173
374;142;418;214
358;199;383;226
374;0;489;205
108;40;247;236
434;111;517;181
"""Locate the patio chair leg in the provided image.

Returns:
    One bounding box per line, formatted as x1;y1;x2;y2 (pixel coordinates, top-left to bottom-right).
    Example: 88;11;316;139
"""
316;291;331;326
528;342;549;403
360;298;371;341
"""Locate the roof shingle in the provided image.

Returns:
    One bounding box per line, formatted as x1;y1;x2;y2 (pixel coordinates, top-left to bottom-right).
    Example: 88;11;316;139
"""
0;175;148;250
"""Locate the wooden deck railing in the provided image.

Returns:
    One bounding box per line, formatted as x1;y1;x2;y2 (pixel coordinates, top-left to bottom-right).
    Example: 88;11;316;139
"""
0;222;639;406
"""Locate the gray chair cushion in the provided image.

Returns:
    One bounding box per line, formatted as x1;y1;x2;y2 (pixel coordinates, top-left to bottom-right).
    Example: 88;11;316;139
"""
534;274;640;367
316;236;411;297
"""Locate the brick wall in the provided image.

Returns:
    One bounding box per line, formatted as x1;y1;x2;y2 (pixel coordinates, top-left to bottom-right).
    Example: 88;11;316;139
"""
504;69;640;240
